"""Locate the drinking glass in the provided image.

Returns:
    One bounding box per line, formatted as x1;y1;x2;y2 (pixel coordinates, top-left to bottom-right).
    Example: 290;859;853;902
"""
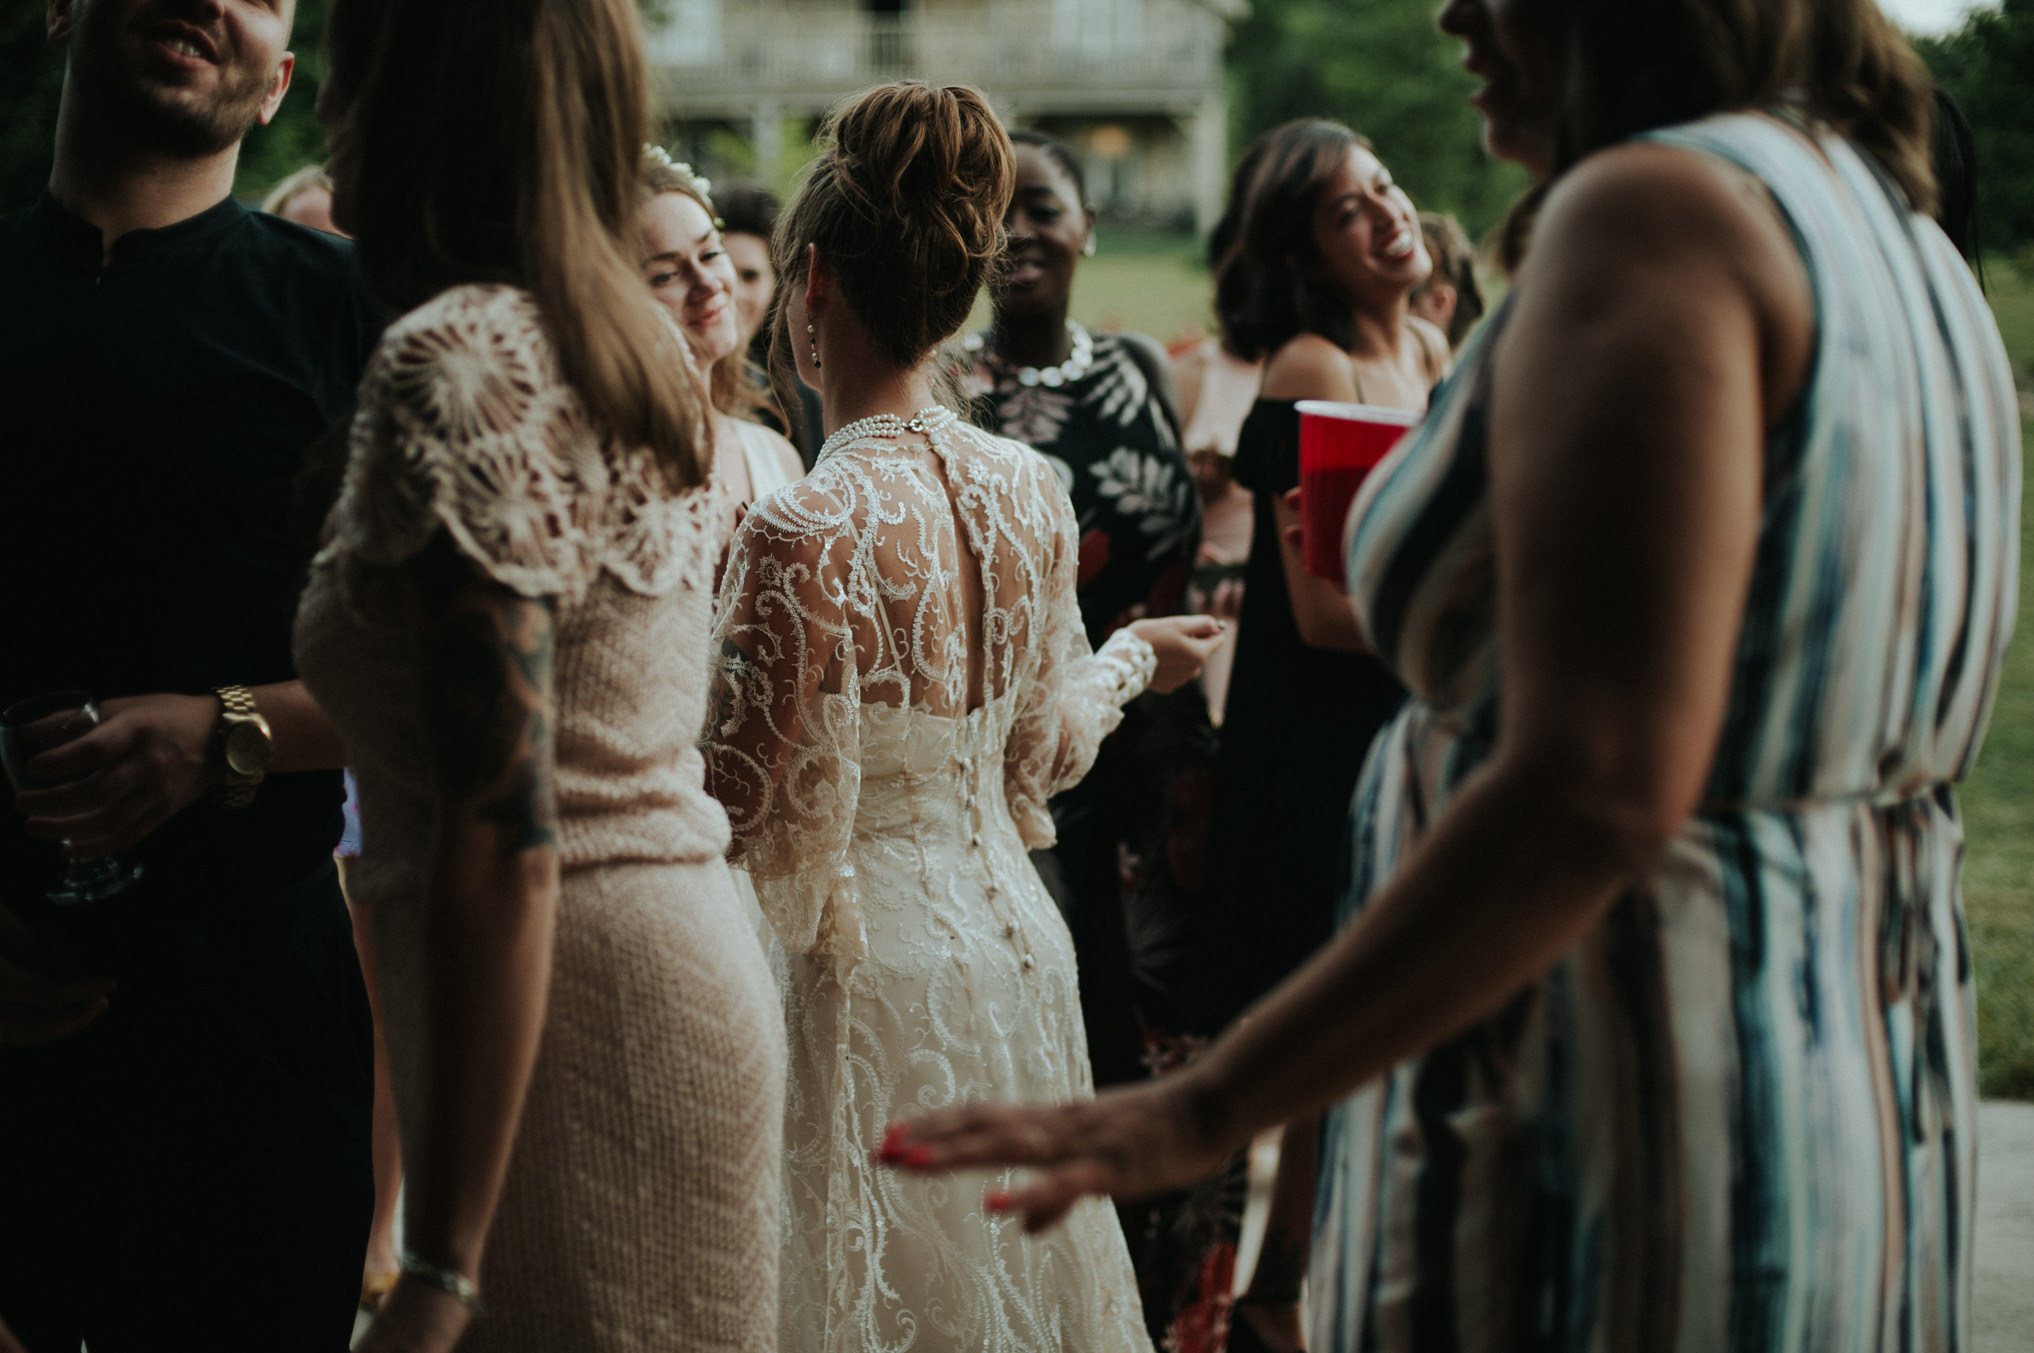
1;690;145;904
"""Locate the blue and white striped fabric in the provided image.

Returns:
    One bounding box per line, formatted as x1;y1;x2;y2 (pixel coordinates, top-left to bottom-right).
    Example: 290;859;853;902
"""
1313;110;2021;1351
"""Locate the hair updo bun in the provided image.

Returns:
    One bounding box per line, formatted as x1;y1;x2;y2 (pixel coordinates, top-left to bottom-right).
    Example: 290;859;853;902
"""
774;82;1013;371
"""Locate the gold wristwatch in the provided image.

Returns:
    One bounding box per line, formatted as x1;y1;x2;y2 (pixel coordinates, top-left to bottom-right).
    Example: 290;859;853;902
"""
213;685;273;810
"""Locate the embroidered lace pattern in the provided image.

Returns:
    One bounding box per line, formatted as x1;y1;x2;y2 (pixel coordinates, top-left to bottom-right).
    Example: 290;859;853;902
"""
305;283;731;896
322;284;714;605
704;417;1158;1351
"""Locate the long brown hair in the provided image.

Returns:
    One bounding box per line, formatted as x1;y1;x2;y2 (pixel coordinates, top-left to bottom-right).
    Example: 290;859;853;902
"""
1211;119;1373;363
324;0;708;488
1500;0;1937;269
770;82;1012;426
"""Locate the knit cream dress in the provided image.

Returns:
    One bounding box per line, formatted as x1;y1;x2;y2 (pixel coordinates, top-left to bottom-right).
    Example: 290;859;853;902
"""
295;284;784;1351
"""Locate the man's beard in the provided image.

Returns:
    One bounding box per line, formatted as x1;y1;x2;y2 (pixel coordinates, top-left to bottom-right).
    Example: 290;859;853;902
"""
104;57;274;158
72;0;279;161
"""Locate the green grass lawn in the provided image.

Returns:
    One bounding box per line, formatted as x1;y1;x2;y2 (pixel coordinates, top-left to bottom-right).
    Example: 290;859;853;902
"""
1071;229;1215;349
1954;265;2034;1098
1072;238;2034;1098
965;228;1214;349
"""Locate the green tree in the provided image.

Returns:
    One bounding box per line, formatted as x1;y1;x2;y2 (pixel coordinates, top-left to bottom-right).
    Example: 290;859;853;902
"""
1225;0;1530;238
236;0;333;199
0;6;68;213
1917;0;2034;253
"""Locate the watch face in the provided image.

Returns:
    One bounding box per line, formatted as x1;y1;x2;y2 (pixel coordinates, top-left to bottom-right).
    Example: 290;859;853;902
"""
225;720;272;777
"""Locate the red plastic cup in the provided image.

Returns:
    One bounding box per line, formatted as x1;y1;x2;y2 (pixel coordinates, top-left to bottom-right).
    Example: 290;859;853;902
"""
1296;400;1420;584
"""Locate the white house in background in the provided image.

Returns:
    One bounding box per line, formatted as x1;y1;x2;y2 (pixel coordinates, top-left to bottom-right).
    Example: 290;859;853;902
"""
647;0;1248;234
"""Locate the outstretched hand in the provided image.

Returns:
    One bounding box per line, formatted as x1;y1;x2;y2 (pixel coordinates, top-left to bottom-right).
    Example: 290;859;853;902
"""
877;1075;1237;1234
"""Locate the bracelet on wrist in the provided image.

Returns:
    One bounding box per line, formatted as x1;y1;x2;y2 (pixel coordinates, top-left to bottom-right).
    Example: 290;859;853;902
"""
399;1252;485;1315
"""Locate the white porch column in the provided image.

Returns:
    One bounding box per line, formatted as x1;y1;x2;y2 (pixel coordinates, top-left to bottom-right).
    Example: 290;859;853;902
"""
1191;91;1227;239
751;100;785;190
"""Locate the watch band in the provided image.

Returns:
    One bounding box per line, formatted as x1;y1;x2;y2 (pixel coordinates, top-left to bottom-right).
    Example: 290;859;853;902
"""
214;685;264;810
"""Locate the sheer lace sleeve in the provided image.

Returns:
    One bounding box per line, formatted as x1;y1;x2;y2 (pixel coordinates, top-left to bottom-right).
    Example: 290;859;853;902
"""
321;284;710;603
1003;466;1157;849
704;485;866;959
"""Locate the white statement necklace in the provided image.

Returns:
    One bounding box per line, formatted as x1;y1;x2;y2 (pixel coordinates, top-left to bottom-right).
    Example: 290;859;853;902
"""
819;405;958;462
965;321;1095;389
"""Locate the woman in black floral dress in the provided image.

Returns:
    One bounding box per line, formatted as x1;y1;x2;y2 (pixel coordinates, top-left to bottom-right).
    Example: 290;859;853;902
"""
964;129;1226;1350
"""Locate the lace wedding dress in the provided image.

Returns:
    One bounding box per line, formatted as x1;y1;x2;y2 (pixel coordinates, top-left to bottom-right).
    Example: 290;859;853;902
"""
706;408;1161;1352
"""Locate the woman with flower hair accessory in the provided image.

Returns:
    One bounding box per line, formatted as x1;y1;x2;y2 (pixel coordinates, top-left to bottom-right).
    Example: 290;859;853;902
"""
636;147;802;530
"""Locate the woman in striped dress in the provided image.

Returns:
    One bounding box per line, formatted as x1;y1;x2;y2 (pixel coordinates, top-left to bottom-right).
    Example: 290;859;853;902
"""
882;0;2020;1347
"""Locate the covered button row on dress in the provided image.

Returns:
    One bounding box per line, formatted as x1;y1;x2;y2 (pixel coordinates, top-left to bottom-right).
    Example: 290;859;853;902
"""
959;735;1036;972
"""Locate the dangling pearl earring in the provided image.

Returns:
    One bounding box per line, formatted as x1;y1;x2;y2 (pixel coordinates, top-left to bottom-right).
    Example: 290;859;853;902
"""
807;321;822;369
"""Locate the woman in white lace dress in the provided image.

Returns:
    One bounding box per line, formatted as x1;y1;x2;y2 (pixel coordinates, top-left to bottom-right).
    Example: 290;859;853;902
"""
296;2;783;1350
703;83;1225;1352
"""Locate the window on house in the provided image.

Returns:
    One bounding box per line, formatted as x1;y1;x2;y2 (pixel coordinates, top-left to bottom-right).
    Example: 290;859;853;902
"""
860;0;912;72
1052;0;1145;54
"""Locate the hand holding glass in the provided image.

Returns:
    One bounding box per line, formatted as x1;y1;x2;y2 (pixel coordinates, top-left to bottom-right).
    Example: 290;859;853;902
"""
1;691;146;904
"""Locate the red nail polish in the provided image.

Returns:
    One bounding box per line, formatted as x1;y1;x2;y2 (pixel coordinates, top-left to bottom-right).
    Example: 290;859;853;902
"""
985;1191;1012;1212
902;1146;934;1169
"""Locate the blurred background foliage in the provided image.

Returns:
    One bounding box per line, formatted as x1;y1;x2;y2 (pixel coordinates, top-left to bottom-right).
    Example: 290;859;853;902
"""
1916;0;2034;260
1;1;2025;255
1225;0;1530;237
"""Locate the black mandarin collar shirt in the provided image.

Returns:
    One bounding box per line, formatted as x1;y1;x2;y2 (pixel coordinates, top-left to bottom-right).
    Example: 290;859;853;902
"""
0;191;382;909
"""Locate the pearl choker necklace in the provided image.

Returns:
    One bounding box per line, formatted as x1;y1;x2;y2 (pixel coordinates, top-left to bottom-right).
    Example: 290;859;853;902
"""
819;406;958;462
965;321;1095;389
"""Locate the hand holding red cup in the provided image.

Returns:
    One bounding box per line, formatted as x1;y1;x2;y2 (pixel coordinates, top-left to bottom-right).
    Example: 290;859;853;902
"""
1295;400;1420;585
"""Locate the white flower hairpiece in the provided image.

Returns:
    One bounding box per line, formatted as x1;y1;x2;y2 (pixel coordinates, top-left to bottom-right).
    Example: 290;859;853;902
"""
642;143;712;205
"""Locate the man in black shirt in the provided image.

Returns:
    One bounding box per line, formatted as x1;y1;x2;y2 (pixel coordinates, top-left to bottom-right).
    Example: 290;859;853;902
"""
0;1;378;1347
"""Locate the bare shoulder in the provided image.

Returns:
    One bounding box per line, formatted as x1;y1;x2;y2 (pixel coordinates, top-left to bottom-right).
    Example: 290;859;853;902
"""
1534;142;1804;298
1525;141;1813;399
1261;332;1361;403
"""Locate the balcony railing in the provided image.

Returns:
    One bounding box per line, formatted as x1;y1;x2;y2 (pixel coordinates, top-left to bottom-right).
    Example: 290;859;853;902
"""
648;2;1225;106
